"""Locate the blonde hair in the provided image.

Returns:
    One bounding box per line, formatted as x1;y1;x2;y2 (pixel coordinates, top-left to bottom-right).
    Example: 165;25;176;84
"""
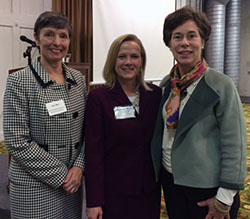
103;34;151;91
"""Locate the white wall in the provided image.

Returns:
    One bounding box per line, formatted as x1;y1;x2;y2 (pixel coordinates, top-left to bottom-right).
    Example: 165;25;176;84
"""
0;0;52;141
93;0;175;83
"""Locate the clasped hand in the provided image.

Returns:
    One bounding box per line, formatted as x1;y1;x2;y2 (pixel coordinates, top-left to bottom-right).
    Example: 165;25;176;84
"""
62;166;83;194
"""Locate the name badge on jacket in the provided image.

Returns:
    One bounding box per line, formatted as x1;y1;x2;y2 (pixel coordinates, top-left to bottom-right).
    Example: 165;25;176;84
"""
114;106;136;119
46;99;67;116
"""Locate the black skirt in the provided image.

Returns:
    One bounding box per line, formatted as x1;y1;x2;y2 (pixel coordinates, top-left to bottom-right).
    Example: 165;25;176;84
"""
102;187;161;219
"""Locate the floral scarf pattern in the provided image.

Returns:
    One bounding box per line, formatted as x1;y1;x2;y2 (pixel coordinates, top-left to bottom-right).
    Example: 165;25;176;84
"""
166;59;208;128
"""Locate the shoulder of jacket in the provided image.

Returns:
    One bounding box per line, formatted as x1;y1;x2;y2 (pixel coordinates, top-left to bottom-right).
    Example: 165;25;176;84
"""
8;65;33;82
146;83;161;91
64;65;80;74
89;85;109;96
204;68;235;90
159;74;170;88
64;65;83;79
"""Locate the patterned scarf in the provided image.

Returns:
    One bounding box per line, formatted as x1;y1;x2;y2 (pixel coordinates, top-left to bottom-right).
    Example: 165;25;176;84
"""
166;59;208;128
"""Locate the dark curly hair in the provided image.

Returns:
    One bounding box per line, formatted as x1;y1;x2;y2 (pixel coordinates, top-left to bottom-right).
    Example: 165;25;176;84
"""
163;6;211;47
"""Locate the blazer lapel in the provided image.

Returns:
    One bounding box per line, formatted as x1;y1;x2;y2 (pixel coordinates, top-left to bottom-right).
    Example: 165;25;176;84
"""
174;77;220;143
150;79;171;181
152;78;171;135
137;84;154;118
33;57;53;85
109;81;132;106
151;79;171;150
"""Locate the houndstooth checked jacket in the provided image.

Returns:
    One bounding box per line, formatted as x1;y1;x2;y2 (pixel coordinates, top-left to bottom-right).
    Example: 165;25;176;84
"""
3;57;87;218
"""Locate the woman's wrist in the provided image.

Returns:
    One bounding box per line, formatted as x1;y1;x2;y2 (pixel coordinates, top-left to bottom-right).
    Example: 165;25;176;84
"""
214;198;231;213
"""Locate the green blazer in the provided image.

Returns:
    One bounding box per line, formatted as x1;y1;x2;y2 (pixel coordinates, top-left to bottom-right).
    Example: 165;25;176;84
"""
151;67;247;190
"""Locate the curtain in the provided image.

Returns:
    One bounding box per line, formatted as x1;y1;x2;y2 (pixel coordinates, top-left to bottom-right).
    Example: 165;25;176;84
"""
52;0;92;77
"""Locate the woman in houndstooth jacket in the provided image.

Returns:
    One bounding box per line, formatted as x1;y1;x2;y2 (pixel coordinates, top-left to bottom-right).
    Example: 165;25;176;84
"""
3;11;87;219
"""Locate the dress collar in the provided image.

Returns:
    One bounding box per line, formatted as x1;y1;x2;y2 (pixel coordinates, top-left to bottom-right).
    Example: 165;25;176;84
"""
30;57;76;88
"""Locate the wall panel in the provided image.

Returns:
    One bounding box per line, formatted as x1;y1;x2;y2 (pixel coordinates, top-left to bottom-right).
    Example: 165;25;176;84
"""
20;0;46;16
0;0;12;14
0;0;52;141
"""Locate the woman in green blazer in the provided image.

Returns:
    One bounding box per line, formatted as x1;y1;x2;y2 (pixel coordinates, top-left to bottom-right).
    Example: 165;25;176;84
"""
151;6;247;219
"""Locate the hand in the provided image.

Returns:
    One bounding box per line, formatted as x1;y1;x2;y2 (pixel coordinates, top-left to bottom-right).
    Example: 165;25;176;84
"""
197;198;230;219
62;166;83;194
87;207;103;219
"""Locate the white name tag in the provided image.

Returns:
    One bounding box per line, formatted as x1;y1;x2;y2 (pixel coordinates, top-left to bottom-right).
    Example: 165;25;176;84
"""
46;99;67;116
114;106;136;119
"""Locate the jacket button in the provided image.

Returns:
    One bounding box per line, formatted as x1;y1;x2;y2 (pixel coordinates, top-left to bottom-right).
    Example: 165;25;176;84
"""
75;142;80;149
73;112;78;119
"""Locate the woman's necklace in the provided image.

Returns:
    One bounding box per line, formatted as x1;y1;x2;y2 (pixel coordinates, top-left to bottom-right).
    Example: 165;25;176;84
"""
128;90;140;114
131;91;140;108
